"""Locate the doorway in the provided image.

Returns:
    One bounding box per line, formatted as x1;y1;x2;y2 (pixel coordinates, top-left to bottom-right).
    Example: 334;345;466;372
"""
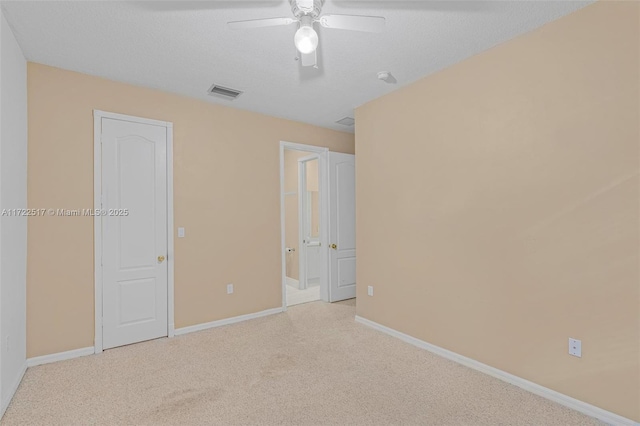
298;155;321;293
281;144;327;307
279;141;357;309
280;142;329;308
93;110;175;353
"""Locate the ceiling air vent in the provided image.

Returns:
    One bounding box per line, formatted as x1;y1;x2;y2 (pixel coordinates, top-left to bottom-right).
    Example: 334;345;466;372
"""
336;117;355;127
207;84;243;100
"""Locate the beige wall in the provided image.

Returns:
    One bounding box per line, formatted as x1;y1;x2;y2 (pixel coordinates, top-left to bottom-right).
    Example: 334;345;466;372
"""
306;159;320;238
306;158;318;192
355;2;639;422
27;63;354;358
310;190;319;238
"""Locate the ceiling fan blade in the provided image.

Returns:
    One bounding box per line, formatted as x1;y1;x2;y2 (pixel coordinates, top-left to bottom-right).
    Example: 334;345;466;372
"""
228;17;296;30
300;50;317;68
318;14;385;33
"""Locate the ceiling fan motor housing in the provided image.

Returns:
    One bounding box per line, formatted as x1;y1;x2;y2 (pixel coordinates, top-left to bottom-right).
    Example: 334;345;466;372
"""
290;0;324;19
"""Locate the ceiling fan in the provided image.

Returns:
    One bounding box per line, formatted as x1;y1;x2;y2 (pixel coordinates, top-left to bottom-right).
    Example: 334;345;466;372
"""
228;0;385;68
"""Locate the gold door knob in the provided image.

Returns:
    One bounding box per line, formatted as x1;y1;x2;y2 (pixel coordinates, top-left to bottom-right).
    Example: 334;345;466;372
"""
330;244;337;250
158;255;166;263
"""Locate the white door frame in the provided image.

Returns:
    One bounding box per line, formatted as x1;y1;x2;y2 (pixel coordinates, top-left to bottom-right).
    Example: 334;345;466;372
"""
297;154;319;291
279;141;329;308
93;110;175;354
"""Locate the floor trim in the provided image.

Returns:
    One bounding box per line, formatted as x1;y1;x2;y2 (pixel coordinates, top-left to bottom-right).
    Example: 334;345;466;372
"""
174;307;284;336
26;346;95;368
354;315;638;426
0;362;26;419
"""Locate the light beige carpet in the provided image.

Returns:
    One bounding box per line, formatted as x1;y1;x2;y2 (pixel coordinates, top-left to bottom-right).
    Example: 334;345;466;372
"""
3;300;600;426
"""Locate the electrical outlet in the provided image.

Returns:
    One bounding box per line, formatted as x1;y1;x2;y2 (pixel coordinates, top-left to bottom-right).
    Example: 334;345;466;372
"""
569;338;582;357
227;283;234;294
178;227;185;238
367;286;374;297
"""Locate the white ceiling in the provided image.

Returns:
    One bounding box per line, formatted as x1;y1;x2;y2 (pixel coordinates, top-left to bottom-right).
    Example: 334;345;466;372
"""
2;0;591;133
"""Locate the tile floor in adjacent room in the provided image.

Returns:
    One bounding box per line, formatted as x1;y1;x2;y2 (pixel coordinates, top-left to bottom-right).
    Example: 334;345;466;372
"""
285;283;320;307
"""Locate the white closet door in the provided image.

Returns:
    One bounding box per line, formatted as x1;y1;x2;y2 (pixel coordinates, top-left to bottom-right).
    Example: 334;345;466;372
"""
101;117;168;350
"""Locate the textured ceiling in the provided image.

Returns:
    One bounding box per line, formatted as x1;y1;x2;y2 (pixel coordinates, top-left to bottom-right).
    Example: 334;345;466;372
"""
2;0;591;132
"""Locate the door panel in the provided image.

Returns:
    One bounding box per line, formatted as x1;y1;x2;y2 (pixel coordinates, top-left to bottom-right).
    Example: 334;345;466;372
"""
329;152;356;302
337;258;356;289
118;278;157;324
102;118;168;350
117;138;157;270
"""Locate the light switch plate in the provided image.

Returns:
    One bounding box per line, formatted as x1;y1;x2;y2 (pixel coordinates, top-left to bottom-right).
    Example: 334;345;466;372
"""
569;338;582;357
367;286;374;297
227;283;234;294
178;227;185;238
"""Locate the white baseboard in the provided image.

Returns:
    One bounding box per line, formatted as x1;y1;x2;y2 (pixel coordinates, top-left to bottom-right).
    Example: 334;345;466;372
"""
286;277;299;289
175;307;284;336
355;315;638;426
26;308;285;365
26;346;95;367
0;362;26;419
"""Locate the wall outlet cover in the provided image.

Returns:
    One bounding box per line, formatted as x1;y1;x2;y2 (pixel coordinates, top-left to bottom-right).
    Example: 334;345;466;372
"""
367;286;374;296
227;283;234;294
569;338;582;357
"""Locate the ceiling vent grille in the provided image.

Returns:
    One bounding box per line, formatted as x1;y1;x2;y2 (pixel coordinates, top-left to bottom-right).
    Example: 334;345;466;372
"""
336;117;355;127
207;84;243;100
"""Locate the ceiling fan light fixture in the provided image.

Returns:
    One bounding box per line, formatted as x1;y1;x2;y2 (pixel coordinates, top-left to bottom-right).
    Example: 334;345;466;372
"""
294;24;318;54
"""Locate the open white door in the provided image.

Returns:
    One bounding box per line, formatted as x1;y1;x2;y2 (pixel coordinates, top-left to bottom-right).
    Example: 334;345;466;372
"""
328;152;356;302
101;117;169;350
